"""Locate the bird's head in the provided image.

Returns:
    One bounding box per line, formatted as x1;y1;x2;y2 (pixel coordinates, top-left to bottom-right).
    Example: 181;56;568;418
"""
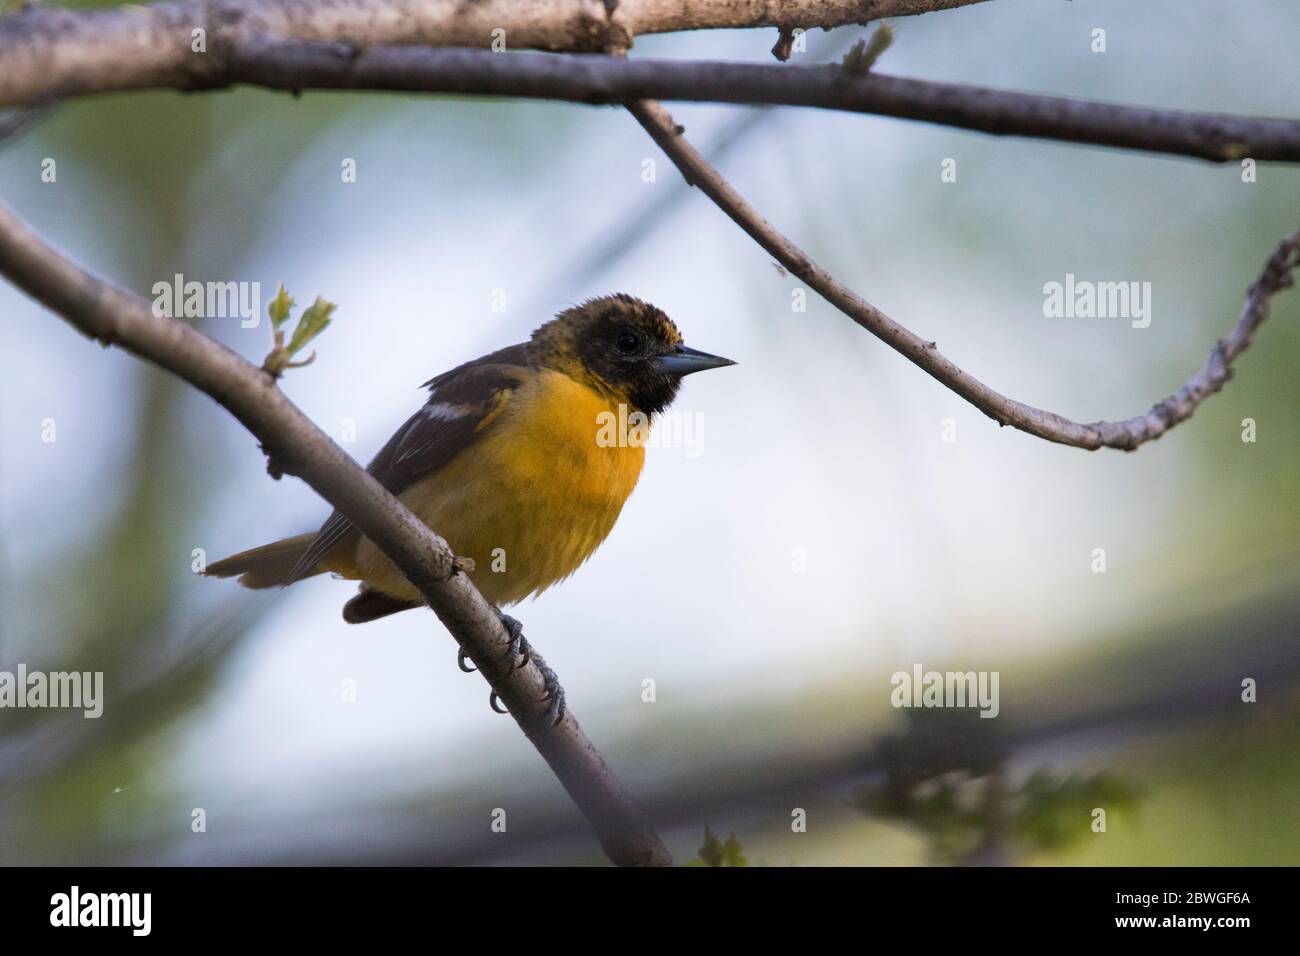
530;294;735;415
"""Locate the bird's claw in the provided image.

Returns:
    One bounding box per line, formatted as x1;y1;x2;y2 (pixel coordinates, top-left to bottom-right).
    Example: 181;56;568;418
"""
487;663;565;724
476;611;565;724
457;611;527;675
499;612;531;669
537;658;566;725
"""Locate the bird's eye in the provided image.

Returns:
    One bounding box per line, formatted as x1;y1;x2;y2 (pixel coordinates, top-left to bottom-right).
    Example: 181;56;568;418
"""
615;331;641;354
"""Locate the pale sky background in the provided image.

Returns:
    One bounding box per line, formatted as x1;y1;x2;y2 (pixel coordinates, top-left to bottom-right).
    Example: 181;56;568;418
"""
2;0;1298;855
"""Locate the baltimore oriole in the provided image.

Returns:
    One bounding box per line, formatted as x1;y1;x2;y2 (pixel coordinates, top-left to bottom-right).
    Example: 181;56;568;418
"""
207;294;735;631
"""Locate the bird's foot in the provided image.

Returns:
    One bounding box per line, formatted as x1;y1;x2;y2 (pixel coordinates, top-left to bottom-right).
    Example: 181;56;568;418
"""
498;611;531;669
492;656;564;724
483;611;565;725
534;654;566;726
456;610;529;674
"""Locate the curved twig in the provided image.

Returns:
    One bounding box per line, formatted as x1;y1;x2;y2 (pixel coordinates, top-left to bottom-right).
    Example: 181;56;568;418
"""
628;99;1299;451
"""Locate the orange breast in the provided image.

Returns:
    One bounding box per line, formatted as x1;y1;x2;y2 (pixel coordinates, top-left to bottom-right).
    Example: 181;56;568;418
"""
353;369;646;606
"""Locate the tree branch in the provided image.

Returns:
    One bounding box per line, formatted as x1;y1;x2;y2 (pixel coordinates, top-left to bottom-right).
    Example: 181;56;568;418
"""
0;0;987;106
227;45;1300;164
6;32;1300;164
0;201;672;867
628;99;1300;451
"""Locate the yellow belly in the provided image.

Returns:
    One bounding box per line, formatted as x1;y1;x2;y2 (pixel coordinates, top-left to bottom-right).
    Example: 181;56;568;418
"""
352;370;646;606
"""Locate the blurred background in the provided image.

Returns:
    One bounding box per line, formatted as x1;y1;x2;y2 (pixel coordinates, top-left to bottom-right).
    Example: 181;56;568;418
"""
1;0;1297;865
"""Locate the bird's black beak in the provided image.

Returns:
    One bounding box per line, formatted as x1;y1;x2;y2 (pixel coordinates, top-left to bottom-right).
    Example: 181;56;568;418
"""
655;344;737;376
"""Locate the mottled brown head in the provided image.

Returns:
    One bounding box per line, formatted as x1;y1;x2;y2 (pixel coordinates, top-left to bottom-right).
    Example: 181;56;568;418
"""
529;294;735;415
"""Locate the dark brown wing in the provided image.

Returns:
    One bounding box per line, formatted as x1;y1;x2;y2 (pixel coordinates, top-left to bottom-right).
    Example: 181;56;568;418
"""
288;344;532;582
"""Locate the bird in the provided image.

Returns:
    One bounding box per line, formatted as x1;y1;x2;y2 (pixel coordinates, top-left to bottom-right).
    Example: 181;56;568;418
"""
206;294;735;714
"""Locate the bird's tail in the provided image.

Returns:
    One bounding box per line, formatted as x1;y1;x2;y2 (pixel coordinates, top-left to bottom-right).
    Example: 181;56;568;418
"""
205;533;323;589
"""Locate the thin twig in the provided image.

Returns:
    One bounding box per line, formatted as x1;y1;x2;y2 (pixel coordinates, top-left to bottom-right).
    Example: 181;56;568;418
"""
628;99;1300;451
0;201;672;866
